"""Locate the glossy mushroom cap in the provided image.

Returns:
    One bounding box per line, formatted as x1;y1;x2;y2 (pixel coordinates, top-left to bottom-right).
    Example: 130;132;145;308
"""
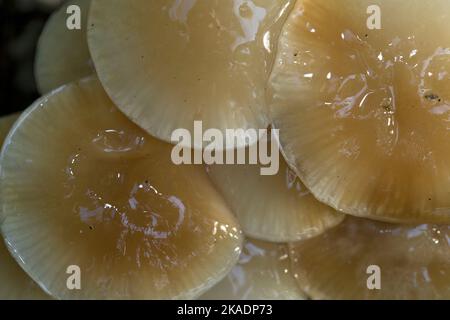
207;135;344;242
201;238;306;300
88;0;294;148
0;113;48;300
35;0;93;93
0;76;243;299
0;240;49;300
290;216;450;299
269;0;450;223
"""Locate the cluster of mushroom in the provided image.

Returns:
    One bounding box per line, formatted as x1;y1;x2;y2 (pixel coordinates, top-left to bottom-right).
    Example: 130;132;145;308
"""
0;0;449;300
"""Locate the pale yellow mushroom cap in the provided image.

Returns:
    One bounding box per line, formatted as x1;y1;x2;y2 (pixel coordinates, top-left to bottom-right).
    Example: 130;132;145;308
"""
0;240;49;299
201;238;306;300
206;136;344;242
88;0;294;149
35;0;93;94
269;0;450;223
0;113;49;300
0;76;243;299
290;216;450;299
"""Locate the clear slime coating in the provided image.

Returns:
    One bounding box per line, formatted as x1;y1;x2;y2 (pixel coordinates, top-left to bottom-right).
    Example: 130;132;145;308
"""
35;0;93;94
201;239;306;300
88;0;295;148
269;0;450;223
0;240;49;299
0;114;48;300
0;77;243;299
207;145;343;242
290;217;450;299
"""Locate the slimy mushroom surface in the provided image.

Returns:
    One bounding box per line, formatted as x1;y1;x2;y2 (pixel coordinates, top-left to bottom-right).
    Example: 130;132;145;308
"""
207;143;344;242
0;76;243;299
201;238;306;300
0;113;48;300
0;240;49;300
289;217;450;299
35;0;93;94
88;0;294;148
269;0;450;223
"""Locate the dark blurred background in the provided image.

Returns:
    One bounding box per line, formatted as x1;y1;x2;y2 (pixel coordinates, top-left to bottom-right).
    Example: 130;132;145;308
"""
0;0;62;116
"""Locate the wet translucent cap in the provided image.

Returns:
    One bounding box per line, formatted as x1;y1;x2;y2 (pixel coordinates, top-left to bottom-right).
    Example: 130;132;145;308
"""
290;217;450;299
0;113;48;300
0;240;49;300
207;140;344;242
201;238;306;300
269;0;450;223
88;0;294;148
35;0;93;94
0;76;243;299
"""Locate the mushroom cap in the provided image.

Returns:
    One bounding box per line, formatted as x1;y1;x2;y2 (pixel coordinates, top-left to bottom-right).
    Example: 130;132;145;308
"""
0;76;243;299
35;0;93;94
289;216;450;299
201;238;306;300
0;113;48;300
88;0;294;148
0;239;49;299
269;0;450;223
207;140;344;242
